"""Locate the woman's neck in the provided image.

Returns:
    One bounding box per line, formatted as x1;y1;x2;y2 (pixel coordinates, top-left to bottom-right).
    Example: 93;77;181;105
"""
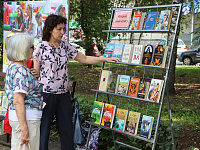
12;60;27;67
48;39;60;47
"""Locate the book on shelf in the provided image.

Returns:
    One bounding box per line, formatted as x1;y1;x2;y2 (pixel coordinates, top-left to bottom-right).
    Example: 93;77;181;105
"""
140;115;154;139
0;91;4;107
137;81;150;99
98;70;112;92
112;44;124;61
125;111;141;135
141;44;155;65
130;11;146;30
155;10;173;30
113;108;128;131
107;73;118;93
101;103;116;128
152;45;169;68
130;45;144;64
127;77;140;97
116;75;130;96
0;91;8;110
90;101;105;125
121;44;134;63
111;9;132;29
147;79;164;103
104;43;115;58
144;12;159;30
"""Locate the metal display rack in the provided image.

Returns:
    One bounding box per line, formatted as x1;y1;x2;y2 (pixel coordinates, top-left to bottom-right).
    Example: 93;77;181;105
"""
85;4;182;150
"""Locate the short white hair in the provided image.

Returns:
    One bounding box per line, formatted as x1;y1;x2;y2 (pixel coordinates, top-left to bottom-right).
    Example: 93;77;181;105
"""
6;33;34;61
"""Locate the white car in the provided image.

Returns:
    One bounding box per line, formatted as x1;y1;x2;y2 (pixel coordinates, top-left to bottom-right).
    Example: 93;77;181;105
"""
158;39;187;56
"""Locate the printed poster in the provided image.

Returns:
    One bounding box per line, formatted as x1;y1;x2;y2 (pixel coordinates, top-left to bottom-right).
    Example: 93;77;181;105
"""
3;0;69;72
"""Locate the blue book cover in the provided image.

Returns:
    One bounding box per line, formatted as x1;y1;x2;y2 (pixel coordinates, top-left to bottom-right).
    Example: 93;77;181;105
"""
104;43;115;58
144;12;158;30
112;44;124;60
140;115;154;139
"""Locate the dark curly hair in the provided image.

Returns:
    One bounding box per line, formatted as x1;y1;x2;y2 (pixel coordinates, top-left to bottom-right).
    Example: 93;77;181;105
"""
42;15;66;41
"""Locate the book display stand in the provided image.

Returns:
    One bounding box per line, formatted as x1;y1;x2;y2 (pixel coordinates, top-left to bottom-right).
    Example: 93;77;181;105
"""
85;4;182;150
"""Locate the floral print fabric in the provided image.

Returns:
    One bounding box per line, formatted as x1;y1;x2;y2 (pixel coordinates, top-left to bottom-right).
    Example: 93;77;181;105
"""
33;40;79;94
5;64;43;111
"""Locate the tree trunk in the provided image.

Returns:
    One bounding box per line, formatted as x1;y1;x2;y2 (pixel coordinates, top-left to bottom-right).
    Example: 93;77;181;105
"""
168;0;183;95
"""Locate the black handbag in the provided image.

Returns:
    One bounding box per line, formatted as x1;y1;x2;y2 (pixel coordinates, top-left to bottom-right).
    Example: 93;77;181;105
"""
72;96;83;145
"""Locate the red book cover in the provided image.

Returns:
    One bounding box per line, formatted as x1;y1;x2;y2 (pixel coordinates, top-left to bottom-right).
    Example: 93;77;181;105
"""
101;103;116;128
127;77;140;97
131;12;142;30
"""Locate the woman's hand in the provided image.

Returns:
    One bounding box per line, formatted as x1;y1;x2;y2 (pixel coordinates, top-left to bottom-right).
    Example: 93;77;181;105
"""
31;68;39;79
20;127;30;146
106;57;121;63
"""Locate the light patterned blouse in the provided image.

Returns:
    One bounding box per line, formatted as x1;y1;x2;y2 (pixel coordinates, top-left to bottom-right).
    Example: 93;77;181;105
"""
5;64;43;111
33;40;79;94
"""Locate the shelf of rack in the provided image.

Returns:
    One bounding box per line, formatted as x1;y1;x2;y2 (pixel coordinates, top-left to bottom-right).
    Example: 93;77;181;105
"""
102;29;175;34
91;89;162;104
85;121;155;143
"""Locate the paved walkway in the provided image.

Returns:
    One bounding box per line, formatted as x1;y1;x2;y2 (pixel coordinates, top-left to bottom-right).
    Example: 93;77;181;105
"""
0;134;85;150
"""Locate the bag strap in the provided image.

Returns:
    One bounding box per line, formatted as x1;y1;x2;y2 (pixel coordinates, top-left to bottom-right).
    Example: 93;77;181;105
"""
74;96;80;112
18;143;31;150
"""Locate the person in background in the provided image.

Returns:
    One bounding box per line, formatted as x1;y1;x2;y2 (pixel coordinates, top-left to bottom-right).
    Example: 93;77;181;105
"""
11;6;26;32
57;4;68;41
35;11;44;38
5;33;43;150
24;4;37;37
32;15;120;150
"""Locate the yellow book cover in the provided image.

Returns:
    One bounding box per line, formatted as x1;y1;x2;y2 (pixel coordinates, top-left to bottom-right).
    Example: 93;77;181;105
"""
113;108;128;131
125;111;141;135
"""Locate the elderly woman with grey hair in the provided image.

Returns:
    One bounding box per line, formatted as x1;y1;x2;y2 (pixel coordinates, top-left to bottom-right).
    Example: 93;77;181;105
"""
5;33;43;150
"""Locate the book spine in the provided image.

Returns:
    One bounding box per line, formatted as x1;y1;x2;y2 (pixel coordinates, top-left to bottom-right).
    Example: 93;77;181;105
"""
110;106;116;128
134;113;140;135
99;103;105;125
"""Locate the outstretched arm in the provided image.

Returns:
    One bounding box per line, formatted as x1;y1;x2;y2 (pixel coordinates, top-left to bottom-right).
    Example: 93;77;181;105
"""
74;52;120;64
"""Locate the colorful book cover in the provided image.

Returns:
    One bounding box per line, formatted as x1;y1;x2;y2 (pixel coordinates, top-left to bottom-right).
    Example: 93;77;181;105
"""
131;12;146;30
90;101;105;125
125;111;141;135
107;74;118;93
140;115;154;139
155;10;173;30
98;70;112;92
0;91;4;107
141;44;155;65
131;11;142;30
112;44;124;61
121;44;133;63
111;9;132;29
152;45;169;68
144;12;159;30
101;103;116;128
127;77;140;97
113;108;128;131
131;45;144;64
137;81;150;99
147;79;164;103
117;75;130;96
104;43;115;58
